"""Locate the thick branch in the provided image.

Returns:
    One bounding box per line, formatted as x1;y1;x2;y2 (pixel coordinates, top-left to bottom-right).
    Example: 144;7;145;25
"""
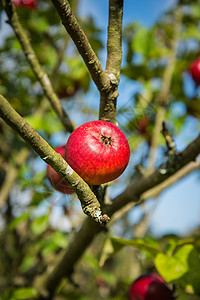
50;0;110;93
3;0;74;133
0;94;109;225
106;0;123;80
35;218;103;297
99;0;124;123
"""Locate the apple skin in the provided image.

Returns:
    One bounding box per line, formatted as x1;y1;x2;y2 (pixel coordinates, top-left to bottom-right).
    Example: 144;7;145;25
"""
129;273;175;300
65;120;130;185
46;146;74;194
190;58;200;85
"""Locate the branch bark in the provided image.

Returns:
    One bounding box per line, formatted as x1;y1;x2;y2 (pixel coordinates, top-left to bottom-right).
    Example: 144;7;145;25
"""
50;0;124;125
3;0;74;133
106;0;123;81
0;94;109;225
99;0;124;123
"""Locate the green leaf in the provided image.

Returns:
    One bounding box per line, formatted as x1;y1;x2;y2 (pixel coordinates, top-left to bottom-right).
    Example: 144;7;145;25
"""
155;244;200;294
111;236;160;255
52;231;68;248
19;255;36;273
181;25;200;40
34;231;68;256
66;57;89;80
12;287;38;299
9;212;30;231
99;236;160;267
25;112;62;134
155;252;187;282
131;26;155;58
191;4;200;19
30;15;49;33
31;214;49;235
25;115;43;130
41;232;68;256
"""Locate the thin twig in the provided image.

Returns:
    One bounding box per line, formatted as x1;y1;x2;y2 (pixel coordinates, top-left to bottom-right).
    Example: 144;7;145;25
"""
161;121;177;153
3;0;74;133
0;94;109;225
147;6;182;174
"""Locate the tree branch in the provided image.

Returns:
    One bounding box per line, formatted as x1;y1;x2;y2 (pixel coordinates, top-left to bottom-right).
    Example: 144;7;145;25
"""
34;133;200;298
99;0;124;123
3;0;74;133
141;160;200;200
106;0;123;80
35;218;103;297
110;160;200;224
110;134;200;215
0;94;109;225
50;0;110;93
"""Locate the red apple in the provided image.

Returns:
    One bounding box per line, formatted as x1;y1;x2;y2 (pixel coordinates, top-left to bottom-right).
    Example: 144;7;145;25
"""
129;273;175;300
190;58;200;85
12;0;37;9
22;0;37;8
46;146;74;194
12;0;23;7
65;120;130;185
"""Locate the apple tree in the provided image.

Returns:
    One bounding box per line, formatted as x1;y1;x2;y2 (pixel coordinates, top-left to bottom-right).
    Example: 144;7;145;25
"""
0;0;200;299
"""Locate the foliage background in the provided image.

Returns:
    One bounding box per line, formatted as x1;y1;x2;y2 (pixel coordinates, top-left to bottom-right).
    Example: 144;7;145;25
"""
0;0;200;299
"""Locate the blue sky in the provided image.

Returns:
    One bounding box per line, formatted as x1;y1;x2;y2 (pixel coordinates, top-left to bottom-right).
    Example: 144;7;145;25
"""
79;0;176;27
78;0;200;237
